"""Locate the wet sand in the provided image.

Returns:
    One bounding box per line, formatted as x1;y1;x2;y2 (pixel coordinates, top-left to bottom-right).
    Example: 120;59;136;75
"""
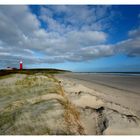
59;73;140;94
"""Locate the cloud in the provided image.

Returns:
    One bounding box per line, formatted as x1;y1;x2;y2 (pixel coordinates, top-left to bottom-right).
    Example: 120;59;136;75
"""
64;45;114;62
0;5;115;68
0;6;40;46
66;31;107;45
115;28;140;57
40;5;113;32
128;28;140;38
0;5;139;69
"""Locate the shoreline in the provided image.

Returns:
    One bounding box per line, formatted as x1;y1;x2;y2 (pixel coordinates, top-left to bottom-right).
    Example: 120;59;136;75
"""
73;72;140;76
56;74;140;135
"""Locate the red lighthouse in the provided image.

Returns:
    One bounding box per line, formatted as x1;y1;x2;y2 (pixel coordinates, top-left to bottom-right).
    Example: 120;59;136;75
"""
19;60;23;70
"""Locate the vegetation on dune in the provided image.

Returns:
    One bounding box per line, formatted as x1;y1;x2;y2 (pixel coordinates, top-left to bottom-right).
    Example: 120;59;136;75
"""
0;72;84;135
0;69;70;77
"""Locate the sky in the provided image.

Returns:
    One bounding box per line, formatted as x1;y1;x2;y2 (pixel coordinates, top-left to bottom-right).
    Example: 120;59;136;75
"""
0;5;140;72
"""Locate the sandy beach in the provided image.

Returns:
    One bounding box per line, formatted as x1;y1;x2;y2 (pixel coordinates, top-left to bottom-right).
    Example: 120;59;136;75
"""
1;72;140;135
56;73;140;135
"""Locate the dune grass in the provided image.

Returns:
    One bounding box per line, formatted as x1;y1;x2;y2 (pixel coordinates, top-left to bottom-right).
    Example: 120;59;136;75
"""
0;72;84;135
0;73;65;134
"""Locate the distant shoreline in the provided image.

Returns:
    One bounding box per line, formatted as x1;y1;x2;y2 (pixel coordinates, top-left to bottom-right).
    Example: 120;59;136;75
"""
74;72;140;76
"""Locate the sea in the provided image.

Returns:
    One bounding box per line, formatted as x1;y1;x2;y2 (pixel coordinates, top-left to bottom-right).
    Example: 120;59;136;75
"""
77;72;140;76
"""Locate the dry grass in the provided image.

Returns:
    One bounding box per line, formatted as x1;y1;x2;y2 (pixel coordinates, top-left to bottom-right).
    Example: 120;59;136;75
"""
0;73;65;134
0;73;85;135
59;99;85;135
